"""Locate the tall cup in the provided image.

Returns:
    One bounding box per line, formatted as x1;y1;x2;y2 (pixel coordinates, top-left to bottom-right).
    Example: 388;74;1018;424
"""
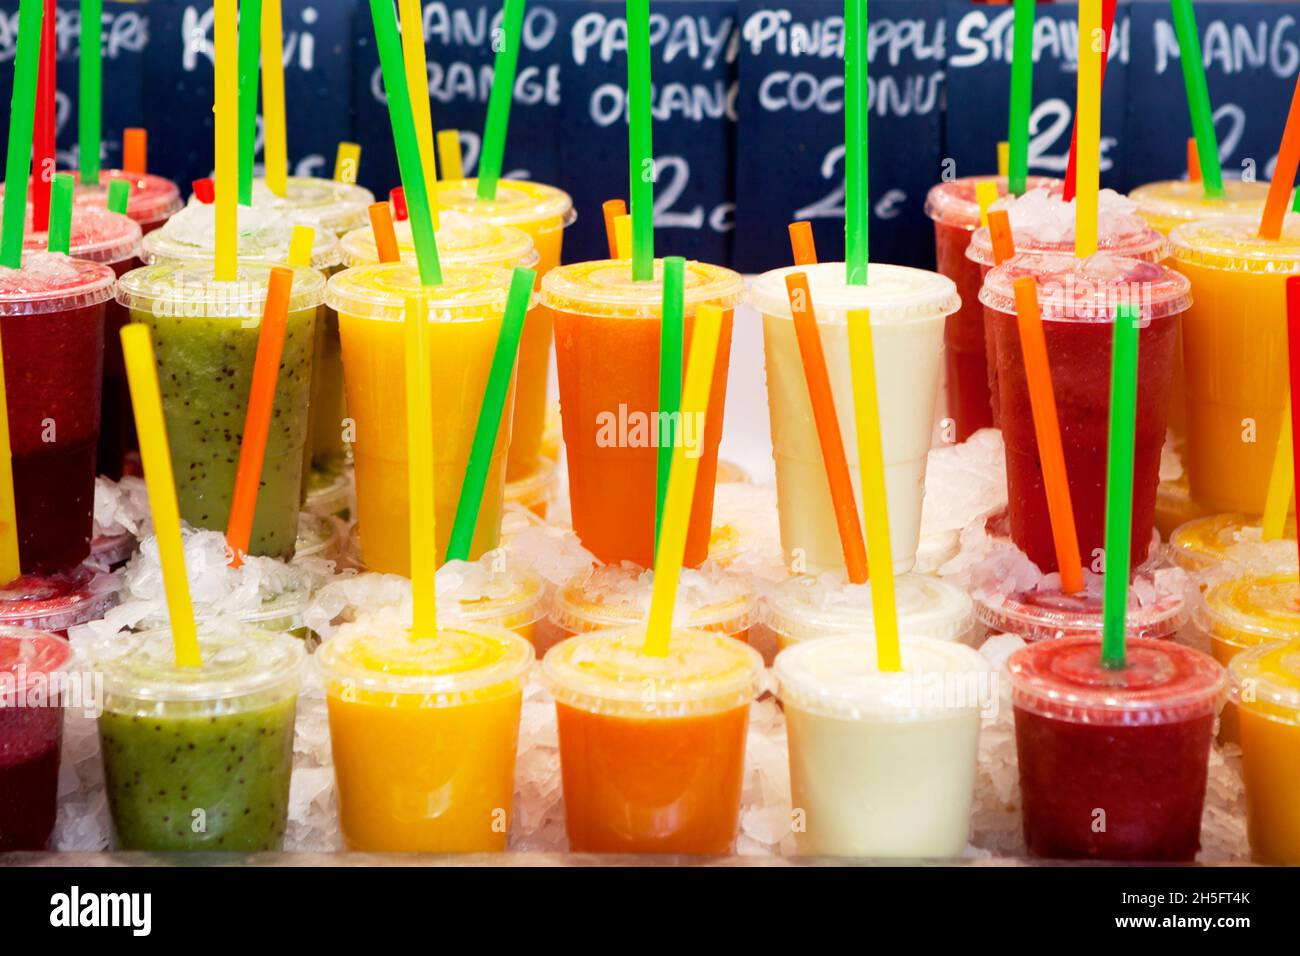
540;258;743;568
749;262;957;576
327;262;517;573
979;254;1190;572
0;252;115;573
1167;215;1300;514
116;261;327;557
75;170;184;235
436;179;575;483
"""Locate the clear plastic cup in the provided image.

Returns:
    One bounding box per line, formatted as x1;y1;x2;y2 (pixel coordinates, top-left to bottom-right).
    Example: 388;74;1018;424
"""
1130;179;1273;236
764;572;978;652
1195;569;1300;668
540;258;743;567
1229;640;1300;863
92;624;303;851
141;201;342;271
543;626;763;854
503;454;556;519
249;176;376;237
116;261;327;557
1170;513;1293;574
0;627;74;851
136;582;314;643
0;563;119;636
327;262;516;573
975;578;1186;644
1167;215;1300;514
75;170;184;234
337;210;536;272
775;635;990;857
440;557;547;646
318;619;534;852
1007;636;1224;861
749;261;957;576
980;254;1191;572
0;251;116;573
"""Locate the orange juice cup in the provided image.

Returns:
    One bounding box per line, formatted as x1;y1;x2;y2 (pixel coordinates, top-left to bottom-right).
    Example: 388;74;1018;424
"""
318;619;534;852
542;626;763;854
539;259;743;568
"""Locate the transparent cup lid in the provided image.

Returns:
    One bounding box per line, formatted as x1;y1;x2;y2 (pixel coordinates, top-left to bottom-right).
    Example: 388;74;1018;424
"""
326;261;515;321
116;260;327;318
23;205;141;265
439;558;547;632
1229;640;1300;723
975;581;1186;643
0;564;120;630
979;253;1192;322
539;257;743;319
1130;179;1272;228
775;634;990;721
748;261;960;324
764;572;975;645
1197;571;1300;652
1167;214;1300;274
250;176;376;235
0;626;73;698
0;251;117;316
924;175;1062;230
1170;513;1285;573
550;564;755;636
1006;635;1225;725
338;210;537;271
542;626;763;718
142;202;342;270
76;170;184;226
505;454;557;510
434;178;575;229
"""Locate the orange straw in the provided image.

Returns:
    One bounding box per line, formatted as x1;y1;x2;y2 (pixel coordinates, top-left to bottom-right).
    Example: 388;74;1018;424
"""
1013;276;1083;593
123;128;147;175
225;266;294;566
368;201;400;263
788;221;817;265
1260;72;1300;240
602;199;626;259
785;272;869;583
1187;137;1201;184
989;209;1016;265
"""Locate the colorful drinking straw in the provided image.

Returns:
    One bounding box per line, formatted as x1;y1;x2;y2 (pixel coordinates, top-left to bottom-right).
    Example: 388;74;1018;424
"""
1063;0;1116;202
655;257;685;554
788;221;817;265
602;198;627;258
1074;0;1102;258
46;174;74;254
1;0;45;270
1287;277;1300;574
79;0;103;187
844;0;868;284
1007;0;1035;197
400;0;439;224
262;0;288;196
237;0;263;205
32;0;55;232
437;129;464;181
1101;304;1141;669
335;143;362;185
626;0;655;280
1259;70;1300;241
123;127;148;175
214;0;238;281
1171;0;1225;199
478;0;526;201
405;297;437;637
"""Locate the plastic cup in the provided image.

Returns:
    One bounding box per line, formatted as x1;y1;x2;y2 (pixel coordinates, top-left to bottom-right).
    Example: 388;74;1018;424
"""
1167;215;1300;514
116;261;327;557
1229;640;1300;863
503;454;556;519
75;170;184;234
1170;513;1294;574
775;635;989;857
0;252;116;573
293;511;343;563
543;626;762;854
1155;473;1212;541
979;254;1190;572
89;529;137;571
305;458;353;520
435;179;574;482
440;558;547;646
0;627;74;851
749;262;957;576
141;201;342;271
327;262;516;573
318;619;534;852
974;578;1186;644
0;563;119;636
540;258;742;568
764;572;977;652
92;624;303;851
1130;179;1273;236
924;175;1060;440
136;581;314;643
1007;636;1224;861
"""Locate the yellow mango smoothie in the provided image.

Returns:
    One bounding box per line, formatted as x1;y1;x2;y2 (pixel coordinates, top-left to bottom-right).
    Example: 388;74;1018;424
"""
1131;179;1272;236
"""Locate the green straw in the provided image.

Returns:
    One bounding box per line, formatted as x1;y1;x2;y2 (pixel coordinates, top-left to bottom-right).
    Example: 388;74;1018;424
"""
1007;0;1035;196
446;266;534;561
370;0;442;285
476;0;525;201
47;174;75;254
845;0;868;285
237;0;264;205
1101;303;1140;670
655;256;684;554
107;178;131;214
1170;0;1224;199
626;0;654;281
1;0;46;270
79;0;103;186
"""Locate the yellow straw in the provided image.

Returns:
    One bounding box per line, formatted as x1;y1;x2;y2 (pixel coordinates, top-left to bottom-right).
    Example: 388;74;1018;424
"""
404;296;437;638
287;224;314;267
614;214;632;259
848;309;901;672
1074;0;1102;258
643;304;723;657
437;129;463;181
214;0;238;282
334;142;361;184
975;180;999;228
261;0;288;197
399;0;439;228
0;324;20;583
120;325;201;667
997;141;1010;179
1262;395;1294;540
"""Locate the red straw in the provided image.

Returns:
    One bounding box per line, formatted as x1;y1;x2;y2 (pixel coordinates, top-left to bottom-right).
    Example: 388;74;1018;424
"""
389;186;408;221
368;201;400;263
789;221;817;265
989;209;1016;264
785;271;869;583
192;178;215;204
1064;0;1117;202
225;267;294;566
123;128;147;175
1187;137;1201;184
602;198;627;259
31;0;56;232
1260;72;1300;240
1287;276;1300;574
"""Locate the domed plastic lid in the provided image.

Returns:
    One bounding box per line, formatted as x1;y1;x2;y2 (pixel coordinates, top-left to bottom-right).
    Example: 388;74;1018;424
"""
775;635;990;721
1229;640;1300;724
327;261;515;321
142;202;342;269
924;175;1062;230
76;170;184;226
764;572;975;645
23;206;141;265
550;564;755;636
979;253;1192;322
748;261;959;324
439;558;547;631
539;258;743;319
317;620;534;703
0;251;117;316
1130;179;1271;229
93;624;305;708
1170;512;1285;572
0;564;120;630
435;178;575;228
1167;214;1300;274
338;211;537;271
1006;636;1224;725
975;581;1186;643
251;176;375;235
543;626;763;718
116;260;327;318
0;626;73;700
1197;571;1300;652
